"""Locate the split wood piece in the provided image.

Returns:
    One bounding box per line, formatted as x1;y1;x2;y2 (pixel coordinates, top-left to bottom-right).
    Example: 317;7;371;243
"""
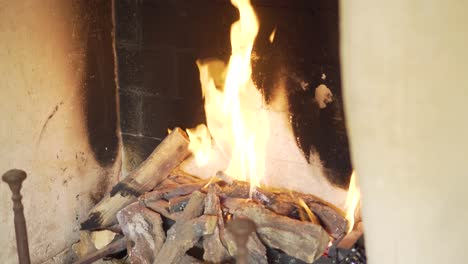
214;179;347;239
203;186;230;263
169;168;204;184
224;198;330;263
178;191;206;222
116;203;166;264
143;199;181;221
153;215;217;264
151;170;347;239
72;237;127;264
168;194;191;213
142;182;207;204
81;128;190;230
154;169;200;189
72;231;98;260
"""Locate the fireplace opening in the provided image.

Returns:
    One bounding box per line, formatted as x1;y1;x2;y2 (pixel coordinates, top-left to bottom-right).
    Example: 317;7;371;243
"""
103;0;361;263
115;0;352;189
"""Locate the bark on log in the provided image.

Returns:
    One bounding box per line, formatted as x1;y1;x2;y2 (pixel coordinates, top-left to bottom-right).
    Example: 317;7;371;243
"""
203;186;230;263
224;198;329;263
81;128;190;230
153;215;217;264
213;180;347;239
143;199;181;221
178;191;206;222
147;170;347;239
168;194;191;213
151;170;347;239
116;203;166;264
142;182;207;204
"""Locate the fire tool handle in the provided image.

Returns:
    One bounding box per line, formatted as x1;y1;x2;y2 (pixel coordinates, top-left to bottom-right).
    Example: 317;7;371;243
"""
2;169;31;264
226;217;257;264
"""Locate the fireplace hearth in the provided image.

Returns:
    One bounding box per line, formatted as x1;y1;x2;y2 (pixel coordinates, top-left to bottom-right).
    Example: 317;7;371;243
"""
75;128;361;264
77;0;363;262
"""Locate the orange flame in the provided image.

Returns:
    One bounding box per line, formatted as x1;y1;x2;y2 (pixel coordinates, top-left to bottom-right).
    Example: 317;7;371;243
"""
297;197;319;224
187;0;268;193
345;171;360;233
269;28;277;43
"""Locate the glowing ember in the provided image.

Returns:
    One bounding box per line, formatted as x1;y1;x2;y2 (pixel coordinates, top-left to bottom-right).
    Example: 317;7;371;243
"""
344;171;360;233
187;0;269;194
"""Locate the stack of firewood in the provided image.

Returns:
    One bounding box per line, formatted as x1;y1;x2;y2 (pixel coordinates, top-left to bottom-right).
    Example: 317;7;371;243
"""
74;128;348;264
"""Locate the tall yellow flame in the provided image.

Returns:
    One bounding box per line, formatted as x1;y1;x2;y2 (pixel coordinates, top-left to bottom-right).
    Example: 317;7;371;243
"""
187;0;268;192
345;171;361;233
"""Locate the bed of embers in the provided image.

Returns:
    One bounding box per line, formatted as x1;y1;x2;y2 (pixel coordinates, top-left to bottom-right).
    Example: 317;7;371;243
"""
74;128;364;264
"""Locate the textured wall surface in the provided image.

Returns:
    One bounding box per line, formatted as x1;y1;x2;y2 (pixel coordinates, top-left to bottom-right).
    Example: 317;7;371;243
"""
341;1;468;263
0;1;120;263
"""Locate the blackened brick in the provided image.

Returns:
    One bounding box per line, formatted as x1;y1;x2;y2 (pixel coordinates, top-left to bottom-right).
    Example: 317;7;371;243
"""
141;96;183;139
121;134;161;173
119;90;142;134
116;47;144;89
115;0;140;43
142;49;176;96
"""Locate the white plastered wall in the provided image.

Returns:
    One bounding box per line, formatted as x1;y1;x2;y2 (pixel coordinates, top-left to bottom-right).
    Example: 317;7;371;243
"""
0;1;120;263
340;1;468;263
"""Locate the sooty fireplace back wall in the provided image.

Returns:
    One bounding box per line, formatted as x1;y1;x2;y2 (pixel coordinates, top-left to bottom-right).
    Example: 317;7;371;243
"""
115;0;351;187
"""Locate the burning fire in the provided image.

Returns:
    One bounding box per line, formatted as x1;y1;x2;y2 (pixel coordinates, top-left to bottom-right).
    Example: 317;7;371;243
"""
187;0;269;193
344;171;360;233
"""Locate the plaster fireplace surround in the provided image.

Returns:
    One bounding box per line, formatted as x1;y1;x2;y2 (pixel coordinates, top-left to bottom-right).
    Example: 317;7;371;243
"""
1;0;467;264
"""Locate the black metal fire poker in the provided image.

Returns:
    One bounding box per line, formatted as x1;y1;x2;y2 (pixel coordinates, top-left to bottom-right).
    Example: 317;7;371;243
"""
2;169;31;264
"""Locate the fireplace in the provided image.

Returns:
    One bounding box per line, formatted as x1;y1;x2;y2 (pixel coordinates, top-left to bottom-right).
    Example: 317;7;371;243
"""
81;0;360;263
1;0;360;263
3;0;466;264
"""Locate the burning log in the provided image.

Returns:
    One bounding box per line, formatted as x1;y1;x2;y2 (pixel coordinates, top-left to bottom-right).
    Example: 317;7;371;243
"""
176;191;206;221
116;203;166;264
78;156;347;263
150;191;212;263
212;178;347;239
168;194;191;213
81;128;190;230
141;169;347;239
143;199;181;221
142;182;208;203
153;215;217;264
202;186;230;262
224;198;330;263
